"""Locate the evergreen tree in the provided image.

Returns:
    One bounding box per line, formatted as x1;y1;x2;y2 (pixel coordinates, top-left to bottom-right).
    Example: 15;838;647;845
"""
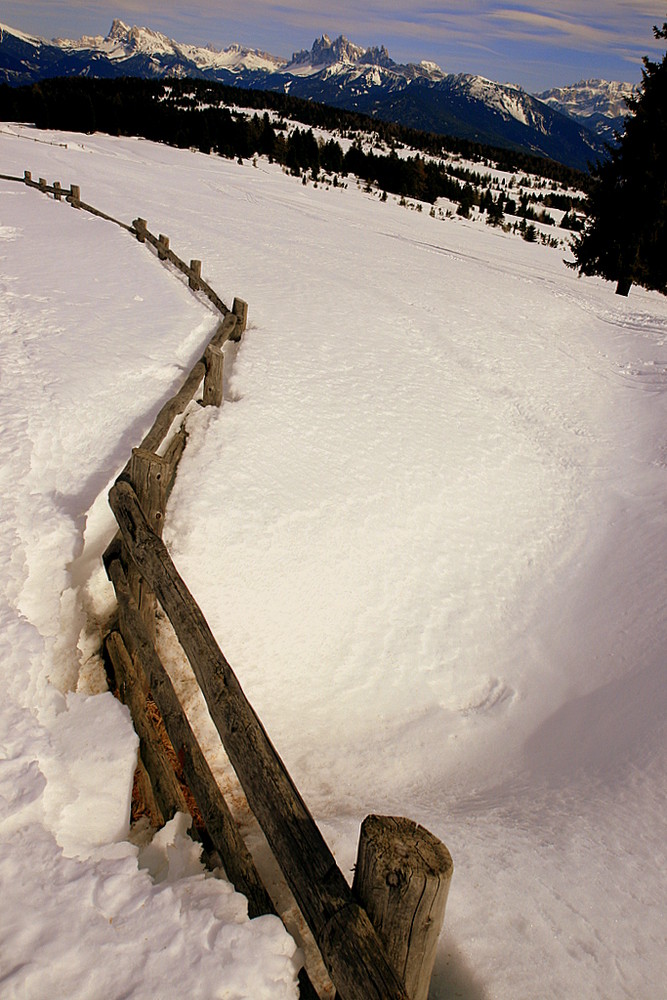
486;193;505;227
570;23;667;295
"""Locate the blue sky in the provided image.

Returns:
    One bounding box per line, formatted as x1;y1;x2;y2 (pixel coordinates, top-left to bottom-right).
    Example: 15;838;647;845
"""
2;1;666;90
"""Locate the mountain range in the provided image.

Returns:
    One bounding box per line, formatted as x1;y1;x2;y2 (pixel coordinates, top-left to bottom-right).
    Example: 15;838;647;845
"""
0;19;633;169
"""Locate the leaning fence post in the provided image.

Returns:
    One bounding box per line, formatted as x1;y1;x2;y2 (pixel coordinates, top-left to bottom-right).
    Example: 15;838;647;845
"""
189;259;202;290
348;815;453;1000
158;234;170;260
231;298;248;341
203;344;224;408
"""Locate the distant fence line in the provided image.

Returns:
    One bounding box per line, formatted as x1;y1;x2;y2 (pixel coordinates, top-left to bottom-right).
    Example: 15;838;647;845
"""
2;169;231;318
4;165;454;1000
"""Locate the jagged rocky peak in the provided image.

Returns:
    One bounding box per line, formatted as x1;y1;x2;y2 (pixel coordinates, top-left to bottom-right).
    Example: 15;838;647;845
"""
358;44;395;69
289;34;370;67
537;78;635;117
107;18;131;41
105;18;172;51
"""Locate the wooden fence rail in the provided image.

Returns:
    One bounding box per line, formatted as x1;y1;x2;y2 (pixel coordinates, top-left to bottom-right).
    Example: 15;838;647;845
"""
5;163;453;999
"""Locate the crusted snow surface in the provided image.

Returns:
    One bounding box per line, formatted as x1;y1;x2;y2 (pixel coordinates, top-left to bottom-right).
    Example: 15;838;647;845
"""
1;126;667;999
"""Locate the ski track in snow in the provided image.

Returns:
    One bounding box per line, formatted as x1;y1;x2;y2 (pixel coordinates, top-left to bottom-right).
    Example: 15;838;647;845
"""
1;126;666;999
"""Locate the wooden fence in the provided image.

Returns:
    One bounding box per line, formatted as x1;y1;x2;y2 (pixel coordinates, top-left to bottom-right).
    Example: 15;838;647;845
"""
6;167;454;1000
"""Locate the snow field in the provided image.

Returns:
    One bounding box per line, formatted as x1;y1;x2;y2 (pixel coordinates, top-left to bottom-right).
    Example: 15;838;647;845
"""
1;125;666;998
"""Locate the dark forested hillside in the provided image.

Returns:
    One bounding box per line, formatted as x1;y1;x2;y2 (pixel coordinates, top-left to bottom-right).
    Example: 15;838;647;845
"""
0;77;588;224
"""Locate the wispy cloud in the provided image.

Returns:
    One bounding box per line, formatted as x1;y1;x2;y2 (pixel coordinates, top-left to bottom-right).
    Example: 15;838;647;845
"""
489;3;663;52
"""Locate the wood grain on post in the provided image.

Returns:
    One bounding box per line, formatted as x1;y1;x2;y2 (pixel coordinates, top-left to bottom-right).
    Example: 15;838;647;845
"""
128;448;169;537
349;815;453;1000
105;629;188;826
203;344;224;407
108;480;410;1000
126;448;169;640
189;259;202;290
107;557;275;919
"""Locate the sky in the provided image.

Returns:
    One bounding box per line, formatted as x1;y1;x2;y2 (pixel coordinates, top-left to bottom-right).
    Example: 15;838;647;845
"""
1;2;666;93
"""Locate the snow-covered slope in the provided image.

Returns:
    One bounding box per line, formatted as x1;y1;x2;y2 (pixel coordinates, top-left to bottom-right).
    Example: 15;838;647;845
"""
1;125;666;999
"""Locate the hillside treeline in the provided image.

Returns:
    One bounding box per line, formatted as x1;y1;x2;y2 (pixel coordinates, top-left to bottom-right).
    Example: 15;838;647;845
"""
0;77;587;216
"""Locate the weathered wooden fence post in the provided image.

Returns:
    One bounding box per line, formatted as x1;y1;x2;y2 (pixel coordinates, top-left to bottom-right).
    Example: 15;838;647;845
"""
128;447;169;538
105;629;188;825
134;218;147;243
231;298;248;341
23;170;32;184
158;234;170;260
347;815;453;1000
69;184;81;208
203;344;224;408
189;259;202;290
53;181;62;201
39;177;47;191
126;448;169;641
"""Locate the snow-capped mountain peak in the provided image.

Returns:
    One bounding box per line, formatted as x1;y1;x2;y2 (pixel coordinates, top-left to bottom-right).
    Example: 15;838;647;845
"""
535;78;635;140
107;17;130;41
418;59;445;77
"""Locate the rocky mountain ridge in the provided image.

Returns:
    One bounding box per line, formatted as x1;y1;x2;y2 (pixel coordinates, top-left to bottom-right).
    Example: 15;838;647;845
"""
0;19;628;168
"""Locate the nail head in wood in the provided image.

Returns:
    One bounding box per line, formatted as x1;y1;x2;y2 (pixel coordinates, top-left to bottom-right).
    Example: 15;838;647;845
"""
128;448;169;536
